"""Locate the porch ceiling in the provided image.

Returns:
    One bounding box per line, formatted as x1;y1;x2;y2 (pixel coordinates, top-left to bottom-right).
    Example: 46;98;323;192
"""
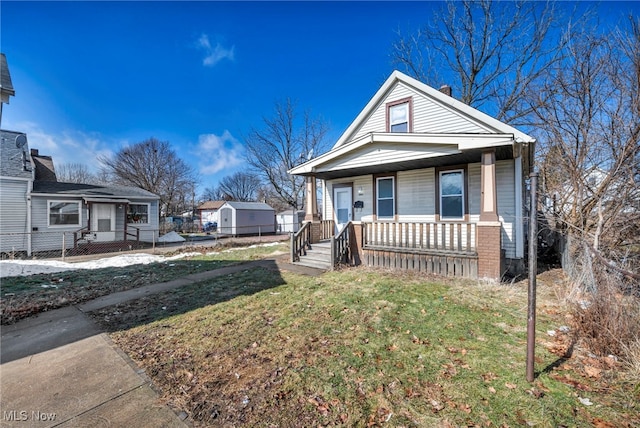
305;146;514;180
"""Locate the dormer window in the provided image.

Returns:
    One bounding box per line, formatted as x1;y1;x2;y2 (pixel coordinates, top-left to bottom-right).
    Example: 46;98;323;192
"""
386;97;412;133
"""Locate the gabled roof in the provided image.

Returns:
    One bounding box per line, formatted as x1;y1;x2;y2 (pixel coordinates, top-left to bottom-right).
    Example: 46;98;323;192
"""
333;70;534;149
221;201;274;211
289;70;535;179
197;200;226;210
32;181;159;200
1;53;15;104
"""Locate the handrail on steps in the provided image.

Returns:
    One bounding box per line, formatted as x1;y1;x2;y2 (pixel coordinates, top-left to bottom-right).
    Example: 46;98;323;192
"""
126;225;141;242
290;221;312;263
330;221;352;270
73;226;90;249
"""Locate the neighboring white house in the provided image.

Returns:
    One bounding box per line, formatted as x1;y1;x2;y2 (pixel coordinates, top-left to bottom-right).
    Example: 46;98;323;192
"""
277;209;305;233
217;201;275;236
289;70;536;279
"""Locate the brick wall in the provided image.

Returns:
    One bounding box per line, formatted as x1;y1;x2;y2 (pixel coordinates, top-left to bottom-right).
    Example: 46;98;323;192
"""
477;224;502;280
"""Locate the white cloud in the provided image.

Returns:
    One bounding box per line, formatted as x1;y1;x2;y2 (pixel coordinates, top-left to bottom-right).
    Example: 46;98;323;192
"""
197;33;235;67
196;130;244;175
10;121;114;173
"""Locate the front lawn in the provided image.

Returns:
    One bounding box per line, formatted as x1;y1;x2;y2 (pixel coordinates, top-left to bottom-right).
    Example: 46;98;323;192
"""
104;267;639;427
0;242;288;324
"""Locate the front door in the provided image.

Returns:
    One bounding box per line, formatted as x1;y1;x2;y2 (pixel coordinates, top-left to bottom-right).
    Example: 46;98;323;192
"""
91;204;116;242
333;187;352;234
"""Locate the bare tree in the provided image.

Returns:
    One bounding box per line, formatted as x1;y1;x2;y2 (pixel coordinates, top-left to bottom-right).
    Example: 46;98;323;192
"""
216;171;262;202
244;98;329;210
200;186;225;202
391;0;570;125
56;162;98;184
533;18;640;289
98;138;197;216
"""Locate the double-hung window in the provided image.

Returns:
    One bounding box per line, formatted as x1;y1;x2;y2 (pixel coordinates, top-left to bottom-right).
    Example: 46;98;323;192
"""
387;98;412;133
439;170;464;219
376;177;395;219
48;201;81;226
127;203;150;224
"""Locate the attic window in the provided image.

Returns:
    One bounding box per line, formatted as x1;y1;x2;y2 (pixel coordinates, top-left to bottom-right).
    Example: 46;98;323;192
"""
386;97;412;133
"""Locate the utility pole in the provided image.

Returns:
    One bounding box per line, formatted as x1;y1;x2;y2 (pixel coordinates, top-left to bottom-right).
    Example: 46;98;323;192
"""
526;172;539;382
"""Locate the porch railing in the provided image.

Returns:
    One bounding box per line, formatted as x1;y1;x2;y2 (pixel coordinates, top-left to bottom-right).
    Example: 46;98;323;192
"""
331;221;352;269
73;226;90;249
125;225;141;242
290;221;312;263
363;221;477;254
321;219;334;240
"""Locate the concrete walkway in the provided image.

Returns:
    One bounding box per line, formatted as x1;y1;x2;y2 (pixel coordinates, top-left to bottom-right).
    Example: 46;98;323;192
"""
1;258;324;427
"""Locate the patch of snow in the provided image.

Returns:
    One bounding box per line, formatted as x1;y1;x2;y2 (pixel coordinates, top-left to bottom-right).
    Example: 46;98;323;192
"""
0;252;200;278
0;241;283;278
158;231;186;243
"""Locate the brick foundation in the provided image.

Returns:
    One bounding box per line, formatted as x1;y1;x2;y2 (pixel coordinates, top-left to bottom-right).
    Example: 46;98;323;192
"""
309;221;322;244
476;224;502;281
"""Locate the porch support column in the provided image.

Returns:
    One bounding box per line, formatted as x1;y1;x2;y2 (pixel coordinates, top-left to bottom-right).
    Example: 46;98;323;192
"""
480;149;498;222
304;175;322;243
304;175;319;222
477;149;502;281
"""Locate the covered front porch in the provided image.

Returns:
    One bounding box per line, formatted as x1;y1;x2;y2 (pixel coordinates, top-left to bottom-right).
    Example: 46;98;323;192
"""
290;145;516;280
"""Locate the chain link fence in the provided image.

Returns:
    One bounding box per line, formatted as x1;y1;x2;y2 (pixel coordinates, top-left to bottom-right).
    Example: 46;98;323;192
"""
0;222;299;261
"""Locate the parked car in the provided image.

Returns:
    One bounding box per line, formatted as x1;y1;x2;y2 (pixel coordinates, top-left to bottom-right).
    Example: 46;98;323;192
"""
203;221;217;232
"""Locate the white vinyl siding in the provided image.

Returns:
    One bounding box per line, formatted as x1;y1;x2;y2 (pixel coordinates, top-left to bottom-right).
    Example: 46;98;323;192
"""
467;163;481;216
396;168;435;219
0;178;29;253
496;159;516;259
350;83;490;143
352;176;373;222
320;142;458;174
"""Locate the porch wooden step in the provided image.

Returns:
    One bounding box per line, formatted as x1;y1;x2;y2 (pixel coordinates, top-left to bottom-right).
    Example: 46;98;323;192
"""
294;240;332;270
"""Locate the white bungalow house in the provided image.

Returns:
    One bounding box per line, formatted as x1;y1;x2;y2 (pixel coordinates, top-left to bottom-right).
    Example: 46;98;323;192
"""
289;71;535;280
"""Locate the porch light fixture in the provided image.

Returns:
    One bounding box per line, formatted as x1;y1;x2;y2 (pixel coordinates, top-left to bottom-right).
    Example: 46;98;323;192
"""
358;186;364;196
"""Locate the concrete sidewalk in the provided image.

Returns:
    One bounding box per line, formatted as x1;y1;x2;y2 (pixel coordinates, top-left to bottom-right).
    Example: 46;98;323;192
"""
1;334;187;427
1;257;323;427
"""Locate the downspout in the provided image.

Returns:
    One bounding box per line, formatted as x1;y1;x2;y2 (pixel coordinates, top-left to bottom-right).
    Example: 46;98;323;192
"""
515;156;524;259
26;179;33;256
26;150;35;256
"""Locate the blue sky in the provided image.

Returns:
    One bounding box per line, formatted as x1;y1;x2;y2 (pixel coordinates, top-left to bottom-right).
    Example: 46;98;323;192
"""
1;1;637;195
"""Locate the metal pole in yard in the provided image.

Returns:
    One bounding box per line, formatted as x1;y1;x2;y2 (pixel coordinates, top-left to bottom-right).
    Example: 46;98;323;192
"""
526;172;539;382
62;233;65;261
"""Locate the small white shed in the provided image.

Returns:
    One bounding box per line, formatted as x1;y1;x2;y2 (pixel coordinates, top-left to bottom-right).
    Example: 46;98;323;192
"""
277;210;305;233
218;201;276;236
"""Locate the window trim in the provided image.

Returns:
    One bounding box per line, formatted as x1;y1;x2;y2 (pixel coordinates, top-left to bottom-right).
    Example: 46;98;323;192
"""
47;200;82;227
437;168;467;221
375;175;396;220
386;97;413;133
127;202;151;224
